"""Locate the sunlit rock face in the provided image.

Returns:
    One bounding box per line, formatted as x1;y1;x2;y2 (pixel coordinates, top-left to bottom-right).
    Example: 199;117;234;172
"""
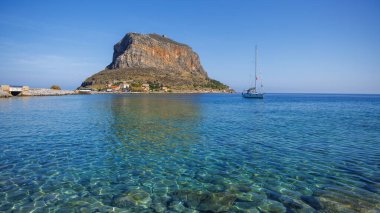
107;33;207;77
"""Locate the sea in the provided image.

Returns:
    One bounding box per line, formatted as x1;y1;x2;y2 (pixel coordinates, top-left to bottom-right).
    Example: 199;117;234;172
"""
0;93;379;212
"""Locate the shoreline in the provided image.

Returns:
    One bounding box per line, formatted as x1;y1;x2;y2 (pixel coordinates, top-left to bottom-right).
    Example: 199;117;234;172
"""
0;88;235;98
91;90;234;95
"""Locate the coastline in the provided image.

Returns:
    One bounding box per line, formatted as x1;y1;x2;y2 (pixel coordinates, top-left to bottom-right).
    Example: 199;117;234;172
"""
0;88;235;98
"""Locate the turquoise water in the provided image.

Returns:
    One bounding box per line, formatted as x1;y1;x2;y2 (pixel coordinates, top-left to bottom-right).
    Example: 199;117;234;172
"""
0;94;379;212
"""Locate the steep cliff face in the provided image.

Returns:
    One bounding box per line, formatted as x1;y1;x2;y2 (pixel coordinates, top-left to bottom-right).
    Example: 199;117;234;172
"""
81;33;230;91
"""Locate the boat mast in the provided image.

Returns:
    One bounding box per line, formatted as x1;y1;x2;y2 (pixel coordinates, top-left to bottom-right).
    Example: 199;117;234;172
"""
254;45;258;89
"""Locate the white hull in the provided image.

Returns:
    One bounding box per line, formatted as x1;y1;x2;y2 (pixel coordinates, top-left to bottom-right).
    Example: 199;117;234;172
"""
242;92;264;99
243;46;264;99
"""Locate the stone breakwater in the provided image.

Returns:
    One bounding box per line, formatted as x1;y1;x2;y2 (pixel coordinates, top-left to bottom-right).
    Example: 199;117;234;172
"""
0;88;234;98
0;89;12;98
23;88;76;96
0;88;76;97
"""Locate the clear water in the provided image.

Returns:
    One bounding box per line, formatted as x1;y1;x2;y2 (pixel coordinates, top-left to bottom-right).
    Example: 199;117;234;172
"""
0;94;379;212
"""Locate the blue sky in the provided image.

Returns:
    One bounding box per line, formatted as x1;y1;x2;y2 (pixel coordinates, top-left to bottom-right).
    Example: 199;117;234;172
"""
0;0;379;93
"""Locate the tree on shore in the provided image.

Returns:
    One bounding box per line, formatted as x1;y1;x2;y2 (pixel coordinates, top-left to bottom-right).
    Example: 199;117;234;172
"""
50;85;61;90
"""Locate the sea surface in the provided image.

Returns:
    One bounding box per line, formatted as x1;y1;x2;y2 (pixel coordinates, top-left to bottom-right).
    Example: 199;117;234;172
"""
0;93;379;212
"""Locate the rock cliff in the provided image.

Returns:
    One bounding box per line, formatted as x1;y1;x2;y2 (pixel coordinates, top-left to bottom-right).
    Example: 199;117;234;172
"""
80;33;230;92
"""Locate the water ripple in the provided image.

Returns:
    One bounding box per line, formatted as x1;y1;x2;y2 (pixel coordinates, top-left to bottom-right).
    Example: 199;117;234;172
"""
0;94;379;212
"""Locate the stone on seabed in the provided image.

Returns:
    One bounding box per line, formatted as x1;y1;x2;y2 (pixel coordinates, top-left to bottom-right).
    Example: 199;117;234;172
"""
258;199;286;213
171;190;236;212
112;189;152;208
300;195;323;210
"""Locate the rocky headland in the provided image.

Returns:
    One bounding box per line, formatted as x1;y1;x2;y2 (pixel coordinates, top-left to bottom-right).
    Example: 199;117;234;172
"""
80;33;233;93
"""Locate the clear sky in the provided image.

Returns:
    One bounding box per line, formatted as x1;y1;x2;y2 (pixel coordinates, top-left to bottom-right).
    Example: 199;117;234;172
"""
0;0;379;93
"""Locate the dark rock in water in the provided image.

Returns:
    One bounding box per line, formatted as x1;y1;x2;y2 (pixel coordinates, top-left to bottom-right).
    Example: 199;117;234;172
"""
78;177;91;186
80;32;231;92
194;171;212;183
265;189;303;209
0;203;13;211
235;201;260;209
280;197;303;210
300;195;323;210
151;202;167;212
111;196;133;208
197;193;236;212
168;200;190;212
56;207;75;213
171;190;236;212
8;190;28;202
265;190;282;201
285;207;297;213
362;184;379;193
311;188;326;197
66;200;91;208
228;184;253;193
151;194;170;212
235;192;266;206
42;193;59;205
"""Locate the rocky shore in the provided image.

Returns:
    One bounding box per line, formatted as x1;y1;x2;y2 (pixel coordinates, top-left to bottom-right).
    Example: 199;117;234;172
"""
23;88;76;96
0;88;76;98
0;89;12;98
0;88;234;98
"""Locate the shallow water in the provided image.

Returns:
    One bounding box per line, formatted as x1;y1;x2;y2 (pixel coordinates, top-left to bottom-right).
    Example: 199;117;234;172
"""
0;93;379;212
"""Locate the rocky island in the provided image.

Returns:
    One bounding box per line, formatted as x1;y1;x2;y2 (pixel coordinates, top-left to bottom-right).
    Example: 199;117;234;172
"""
80;33;233;93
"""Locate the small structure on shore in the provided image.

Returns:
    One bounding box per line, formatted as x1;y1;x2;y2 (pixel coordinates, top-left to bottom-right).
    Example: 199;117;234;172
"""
78;88;92;94
1;85;29;96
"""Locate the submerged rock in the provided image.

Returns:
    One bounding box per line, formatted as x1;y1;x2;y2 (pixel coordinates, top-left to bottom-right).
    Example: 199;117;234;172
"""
168;200;190;212
151;202;167;212
227;184;253;193
66;200;91;208
171;190;236;212
7;190;28;202
300;195;323;210
257;199;286;213
234;201;261;212
0;203;13;211
151;194;171;212
112;189;152;208
318;196;357;213
265;189;303;210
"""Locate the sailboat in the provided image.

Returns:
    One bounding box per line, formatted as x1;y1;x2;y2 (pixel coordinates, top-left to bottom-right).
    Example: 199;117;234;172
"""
242;45;264;99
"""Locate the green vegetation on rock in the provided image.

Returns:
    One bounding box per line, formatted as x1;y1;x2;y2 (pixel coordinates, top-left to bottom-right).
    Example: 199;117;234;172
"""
205;78;229;90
